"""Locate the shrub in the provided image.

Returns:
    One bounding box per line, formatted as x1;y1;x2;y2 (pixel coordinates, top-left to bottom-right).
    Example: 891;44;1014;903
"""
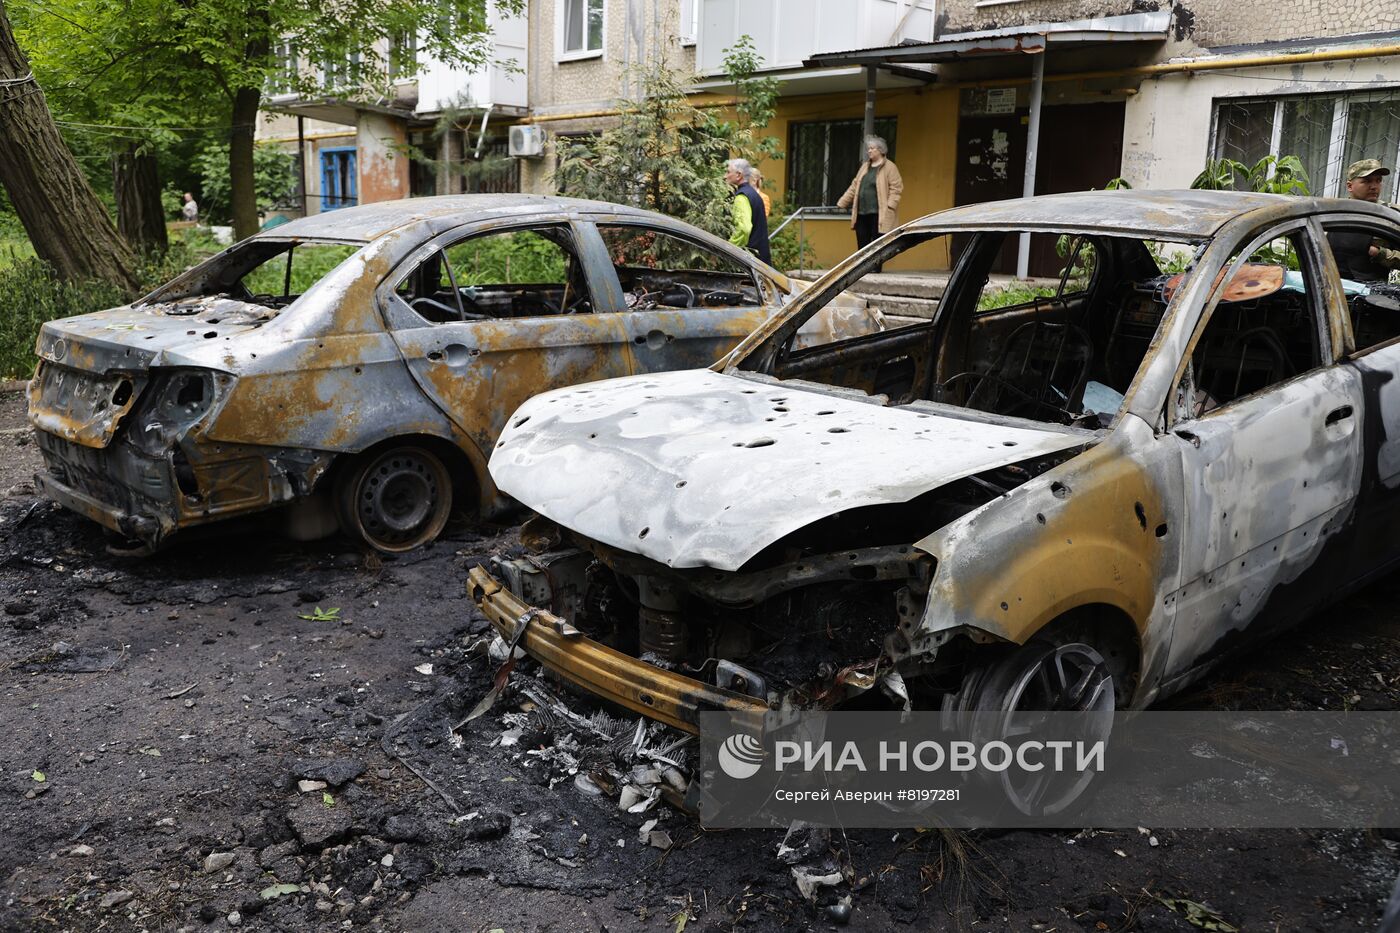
0;231;220;380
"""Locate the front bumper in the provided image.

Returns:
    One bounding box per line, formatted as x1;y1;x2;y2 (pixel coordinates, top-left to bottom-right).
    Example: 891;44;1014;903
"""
467;565;767;734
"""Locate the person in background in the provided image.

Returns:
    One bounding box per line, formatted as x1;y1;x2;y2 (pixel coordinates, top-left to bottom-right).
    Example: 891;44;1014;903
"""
181;192;199;223
837;136;903;265
1327;159;1400;282
724;158;771;265
750;167;772;217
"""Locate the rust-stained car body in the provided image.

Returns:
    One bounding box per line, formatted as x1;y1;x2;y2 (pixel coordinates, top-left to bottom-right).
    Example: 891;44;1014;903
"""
27;195;880;552
472;189;1400;750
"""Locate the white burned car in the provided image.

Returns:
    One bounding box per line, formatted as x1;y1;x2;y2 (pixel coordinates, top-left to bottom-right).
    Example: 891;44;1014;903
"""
470;190;1400;739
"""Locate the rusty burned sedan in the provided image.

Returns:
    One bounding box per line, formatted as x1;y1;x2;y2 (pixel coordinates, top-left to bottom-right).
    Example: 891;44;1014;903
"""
27;195;880;553
471;189;1400;737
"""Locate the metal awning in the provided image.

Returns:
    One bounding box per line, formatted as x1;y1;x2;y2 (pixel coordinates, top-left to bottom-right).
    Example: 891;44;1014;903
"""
806;11;1170;279
804;12;1171;68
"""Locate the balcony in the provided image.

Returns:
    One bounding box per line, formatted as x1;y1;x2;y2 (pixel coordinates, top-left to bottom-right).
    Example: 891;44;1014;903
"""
695;0;936;76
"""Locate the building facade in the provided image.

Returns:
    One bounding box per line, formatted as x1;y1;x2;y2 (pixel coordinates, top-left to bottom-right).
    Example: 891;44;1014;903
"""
255;0;1400;272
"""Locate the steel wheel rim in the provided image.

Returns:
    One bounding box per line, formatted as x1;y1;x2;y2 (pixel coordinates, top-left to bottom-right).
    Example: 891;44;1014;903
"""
352;449;448;551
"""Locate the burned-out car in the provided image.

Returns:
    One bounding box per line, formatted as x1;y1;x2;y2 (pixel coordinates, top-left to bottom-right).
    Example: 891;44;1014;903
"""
472;189;1400;737
27;195;880;552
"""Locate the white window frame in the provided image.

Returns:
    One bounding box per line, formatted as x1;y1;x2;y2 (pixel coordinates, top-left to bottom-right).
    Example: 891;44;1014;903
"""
557;0;606;62
678;0;699;46
1210;89;1400;197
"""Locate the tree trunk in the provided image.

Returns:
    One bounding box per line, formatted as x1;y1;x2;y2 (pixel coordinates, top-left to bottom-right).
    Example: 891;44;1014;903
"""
228;84;262;241
112;142;168;255
0;3;138;290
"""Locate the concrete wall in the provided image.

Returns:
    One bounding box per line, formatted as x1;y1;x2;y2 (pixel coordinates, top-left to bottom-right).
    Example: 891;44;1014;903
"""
356;113;411;204
758;86;960;270
1120;54;1400;192
936;0;1400;50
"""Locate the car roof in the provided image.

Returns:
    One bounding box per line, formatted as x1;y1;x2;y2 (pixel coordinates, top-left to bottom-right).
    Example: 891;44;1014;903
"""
907;189;1397;240
258;195;686;243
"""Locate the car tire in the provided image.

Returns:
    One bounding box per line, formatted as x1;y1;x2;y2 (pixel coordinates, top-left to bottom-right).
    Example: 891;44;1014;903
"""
943;640;1116;818
336;445;452;553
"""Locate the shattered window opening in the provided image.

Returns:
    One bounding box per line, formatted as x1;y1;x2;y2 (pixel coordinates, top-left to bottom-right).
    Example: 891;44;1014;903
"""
1174;227;1327;418
744;229;1196;430
1320;219;1400;355
396;225;594;323
137;238;366;320
598;224;763;311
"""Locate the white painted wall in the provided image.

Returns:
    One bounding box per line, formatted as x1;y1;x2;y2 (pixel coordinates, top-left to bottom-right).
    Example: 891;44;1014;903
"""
696;0;935;74
417;7;529;112
1121;55;1400;193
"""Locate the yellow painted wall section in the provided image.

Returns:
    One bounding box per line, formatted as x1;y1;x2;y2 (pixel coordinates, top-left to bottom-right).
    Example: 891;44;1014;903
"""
752;86;959;272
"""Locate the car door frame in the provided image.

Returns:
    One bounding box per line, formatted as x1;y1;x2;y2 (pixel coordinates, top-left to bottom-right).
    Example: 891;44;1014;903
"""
578;211;784;372
1156;215;1364;686
1315;206;1400;586
376;212;637;470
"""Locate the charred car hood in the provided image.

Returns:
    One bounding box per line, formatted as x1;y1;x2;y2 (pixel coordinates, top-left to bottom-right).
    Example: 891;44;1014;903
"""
490;370;1093;571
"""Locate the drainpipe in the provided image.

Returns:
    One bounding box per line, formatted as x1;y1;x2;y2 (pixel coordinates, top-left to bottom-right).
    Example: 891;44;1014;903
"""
1016;50;1045;281
474;105;493;160
297;116;307;216
863;64;877;145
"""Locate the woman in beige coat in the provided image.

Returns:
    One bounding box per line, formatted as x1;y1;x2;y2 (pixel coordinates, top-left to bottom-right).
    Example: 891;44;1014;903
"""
836;136;903;265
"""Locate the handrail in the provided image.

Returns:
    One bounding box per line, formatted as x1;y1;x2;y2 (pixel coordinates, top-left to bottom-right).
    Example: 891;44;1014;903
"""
769;205;840;240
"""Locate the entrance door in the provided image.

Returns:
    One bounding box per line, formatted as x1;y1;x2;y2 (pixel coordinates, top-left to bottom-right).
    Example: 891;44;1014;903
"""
953;99;1126;276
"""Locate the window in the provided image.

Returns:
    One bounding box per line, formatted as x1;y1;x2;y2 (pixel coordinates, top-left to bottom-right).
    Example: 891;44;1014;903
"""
396;226;591;324
678;0;698;45
1176;230;1324;418
1211;89;1400;198
238;243;361;305
1322;220;1400;352
746;229;1197;429
321;51;361;91
389;30;417;81
561;0;604;57
269;41;298;95
599;225;761;309
788;117;897;208
320;148;357;210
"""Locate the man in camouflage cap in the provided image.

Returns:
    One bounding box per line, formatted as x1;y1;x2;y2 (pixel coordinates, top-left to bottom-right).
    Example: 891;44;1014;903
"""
1328;159;1400;282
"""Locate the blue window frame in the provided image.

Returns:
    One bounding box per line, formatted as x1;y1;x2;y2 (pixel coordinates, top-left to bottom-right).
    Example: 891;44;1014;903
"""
320;147;357;210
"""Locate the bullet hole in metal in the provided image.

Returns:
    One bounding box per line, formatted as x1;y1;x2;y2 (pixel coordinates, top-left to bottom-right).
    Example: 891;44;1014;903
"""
1134;501;1147;530
828;427;849;434
639;527;649;539
1051;481;1070;499
1156;523;1168;538
514;415;531;428
1036;513;1046;524
744;438;775;448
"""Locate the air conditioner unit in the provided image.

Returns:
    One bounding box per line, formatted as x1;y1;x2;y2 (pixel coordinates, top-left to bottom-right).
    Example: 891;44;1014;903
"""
509;125;546;158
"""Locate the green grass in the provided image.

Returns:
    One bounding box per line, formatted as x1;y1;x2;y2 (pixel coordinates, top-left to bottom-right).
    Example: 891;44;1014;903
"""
976;282;1058;311
0;228;222;380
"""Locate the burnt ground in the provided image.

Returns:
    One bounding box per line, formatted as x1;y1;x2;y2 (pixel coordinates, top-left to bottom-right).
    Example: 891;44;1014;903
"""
0;396;1398;931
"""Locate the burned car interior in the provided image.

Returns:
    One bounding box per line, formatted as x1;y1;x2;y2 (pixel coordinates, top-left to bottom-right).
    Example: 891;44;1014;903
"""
598;224;765;310
741;227;1346;428
395;226;594;323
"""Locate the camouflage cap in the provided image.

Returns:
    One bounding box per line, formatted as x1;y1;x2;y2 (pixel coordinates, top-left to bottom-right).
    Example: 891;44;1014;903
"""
1347;159;1392;181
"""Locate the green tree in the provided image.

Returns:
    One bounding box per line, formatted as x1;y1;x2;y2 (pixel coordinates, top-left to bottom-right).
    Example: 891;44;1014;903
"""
18;0;519;242
553;39;785;242
1192;155;1311;195
0;1;138;288
194;141;296;224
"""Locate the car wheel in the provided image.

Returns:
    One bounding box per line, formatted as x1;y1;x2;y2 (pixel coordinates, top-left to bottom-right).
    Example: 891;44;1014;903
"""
337;446;452;553
944;640;1116;818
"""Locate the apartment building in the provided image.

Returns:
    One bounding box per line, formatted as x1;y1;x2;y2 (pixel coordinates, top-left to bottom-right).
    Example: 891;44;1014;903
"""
255;6;528;215
256;0;1400;273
